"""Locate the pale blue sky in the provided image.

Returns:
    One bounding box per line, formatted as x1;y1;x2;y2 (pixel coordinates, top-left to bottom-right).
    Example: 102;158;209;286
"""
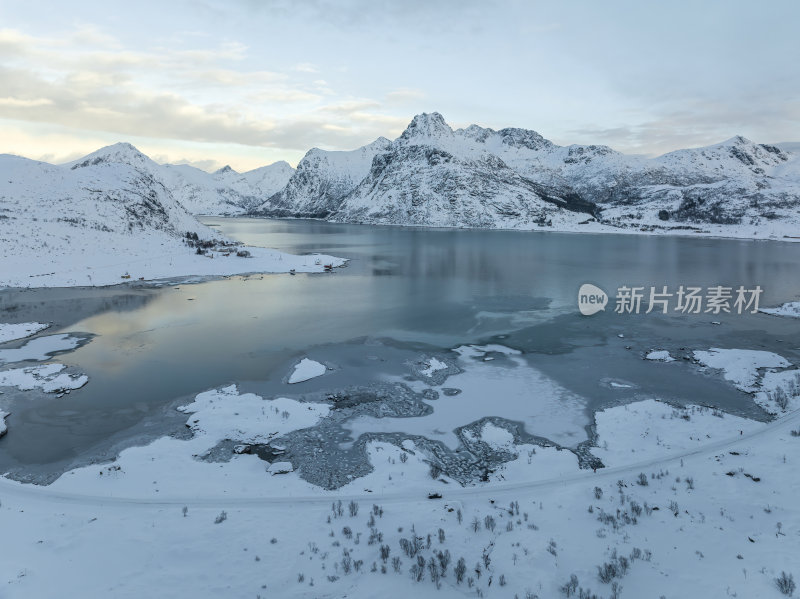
1;0;798;170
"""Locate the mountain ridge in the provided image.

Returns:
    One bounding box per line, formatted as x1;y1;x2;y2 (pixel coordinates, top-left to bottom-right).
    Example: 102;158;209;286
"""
6;113;800;238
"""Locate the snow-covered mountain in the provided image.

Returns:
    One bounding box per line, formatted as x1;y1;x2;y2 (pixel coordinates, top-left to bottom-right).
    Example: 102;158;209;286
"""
251;113;800;236
0;144;341;287
68;143;294;216
255;137;392;218
161;160;294;215
334;113;597;228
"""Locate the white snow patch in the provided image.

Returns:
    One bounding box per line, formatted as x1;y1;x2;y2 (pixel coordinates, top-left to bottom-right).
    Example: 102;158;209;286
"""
0;363;88;393
760;301;800;318
480;422;515;450
609;381;634;388
754;369;800;414
0;322;50;343
287;358;327;384
693;348;791;391
267;462;294;475
645;350;675;362
0;334;82;364
178;384;329;444
419;357;447;377
0;410;7;437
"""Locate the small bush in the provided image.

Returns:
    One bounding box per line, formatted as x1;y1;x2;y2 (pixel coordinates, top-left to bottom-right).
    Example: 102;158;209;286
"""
348;501;359;517
561;574;579;597
775;388;790;410
776;571;796;596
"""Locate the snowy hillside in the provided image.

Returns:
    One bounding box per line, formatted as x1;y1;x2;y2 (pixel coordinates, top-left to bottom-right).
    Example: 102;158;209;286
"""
0;146;342;288
252;113;800;238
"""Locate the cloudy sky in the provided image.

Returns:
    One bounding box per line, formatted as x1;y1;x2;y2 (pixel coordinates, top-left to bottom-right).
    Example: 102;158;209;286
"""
1;0;798;171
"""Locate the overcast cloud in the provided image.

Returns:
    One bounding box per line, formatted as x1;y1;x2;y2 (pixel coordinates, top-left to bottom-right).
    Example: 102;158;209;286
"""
0;0;797;171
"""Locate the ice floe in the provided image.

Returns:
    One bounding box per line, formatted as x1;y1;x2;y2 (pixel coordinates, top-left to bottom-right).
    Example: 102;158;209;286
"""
0;334;83;364
759;301;800;318
287;358;327;384
645;350;675;362
0;364;89;393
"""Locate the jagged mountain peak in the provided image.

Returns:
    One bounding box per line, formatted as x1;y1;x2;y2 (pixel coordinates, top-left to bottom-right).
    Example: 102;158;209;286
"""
365;136;393;150
400;112;453;142
214;165;237;176
458;124;496;142
243;160;294;176
496;127;554;151
720;135;754;147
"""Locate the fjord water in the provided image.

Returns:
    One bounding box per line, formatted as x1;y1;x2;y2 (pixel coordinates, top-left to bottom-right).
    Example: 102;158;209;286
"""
1;218;799;480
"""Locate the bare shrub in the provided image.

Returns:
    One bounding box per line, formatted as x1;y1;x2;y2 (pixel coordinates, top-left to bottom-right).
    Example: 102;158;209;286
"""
560;574;579;597
455;557;467;584
776;571;796;596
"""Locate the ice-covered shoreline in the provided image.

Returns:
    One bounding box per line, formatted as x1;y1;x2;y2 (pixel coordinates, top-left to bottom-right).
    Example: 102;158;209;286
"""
255;213;800;243
1;244;347;289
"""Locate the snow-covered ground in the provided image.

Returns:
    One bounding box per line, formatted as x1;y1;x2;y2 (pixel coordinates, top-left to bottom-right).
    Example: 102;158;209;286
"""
1;393;798;598
593;399;765;465
0;343;798;598
287;358;328;384
0;322;50;343
693;348;792;392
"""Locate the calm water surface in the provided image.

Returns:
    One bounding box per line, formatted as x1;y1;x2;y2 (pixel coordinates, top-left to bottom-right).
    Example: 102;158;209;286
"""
1;218;799;479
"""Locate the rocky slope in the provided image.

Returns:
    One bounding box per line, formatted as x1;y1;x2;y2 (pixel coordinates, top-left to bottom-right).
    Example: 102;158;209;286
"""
256;137;392;218
332;113;597;228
